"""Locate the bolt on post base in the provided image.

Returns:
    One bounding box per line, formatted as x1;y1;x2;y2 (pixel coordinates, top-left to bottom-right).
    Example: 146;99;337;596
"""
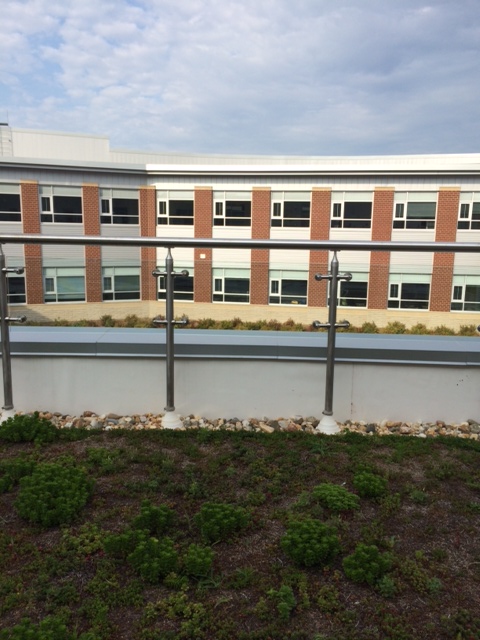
162;411;184;430
0;408;16;423
316;414;341;435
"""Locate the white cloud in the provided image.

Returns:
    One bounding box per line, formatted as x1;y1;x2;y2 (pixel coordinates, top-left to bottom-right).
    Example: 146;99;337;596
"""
1;0;480;154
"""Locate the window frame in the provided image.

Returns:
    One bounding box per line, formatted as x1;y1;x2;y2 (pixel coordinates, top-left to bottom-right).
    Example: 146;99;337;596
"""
271;198;310;228
102;267;141;301
393;201;436;230
451;277;480;311
157;269;194;301
213;196;251;227
457;202;480;230
100;190;139;225
269;270;308;305
0;188;22;222
330;199;372;229
43;267;86;303
40;187;83;224
212;269;250;303
157;198;194;226
387;276;430;310
7;273;26;304
338;277;368;308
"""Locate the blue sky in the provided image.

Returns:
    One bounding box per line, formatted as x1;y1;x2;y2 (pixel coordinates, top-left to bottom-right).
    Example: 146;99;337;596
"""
1;0;480;156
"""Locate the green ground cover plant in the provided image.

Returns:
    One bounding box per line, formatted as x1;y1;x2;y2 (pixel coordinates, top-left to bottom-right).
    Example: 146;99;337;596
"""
1;425;480;638
25;316;480;336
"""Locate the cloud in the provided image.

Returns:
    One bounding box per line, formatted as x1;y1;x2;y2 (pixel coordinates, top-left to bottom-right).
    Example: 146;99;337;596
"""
1;0;480;155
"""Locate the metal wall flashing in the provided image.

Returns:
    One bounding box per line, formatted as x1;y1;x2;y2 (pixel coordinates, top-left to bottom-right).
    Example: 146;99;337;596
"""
7;327;480;367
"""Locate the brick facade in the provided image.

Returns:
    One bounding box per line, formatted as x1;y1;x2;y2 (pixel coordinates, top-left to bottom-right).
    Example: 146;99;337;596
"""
82;184;102;303
309;188;331;307
20;181;43;304
430;187;459;312
139;186;157;301
368;188;394;309
250;188;271;305
194;188;213;303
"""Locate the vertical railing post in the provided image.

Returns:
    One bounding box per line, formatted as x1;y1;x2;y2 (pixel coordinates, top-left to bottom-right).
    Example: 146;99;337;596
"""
313;251;351;434
0;246;26;421
152;248;188;428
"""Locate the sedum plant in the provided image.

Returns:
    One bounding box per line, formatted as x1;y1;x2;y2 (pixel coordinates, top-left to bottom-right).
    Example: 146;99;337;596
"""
312;483;360;512
132;499;174;534
195;502;249;542
281;518;340;567
343;543;392;585
127;535;179;583
15;462;93;527
353;471;388;498
0;412;59;444
182;543;214;577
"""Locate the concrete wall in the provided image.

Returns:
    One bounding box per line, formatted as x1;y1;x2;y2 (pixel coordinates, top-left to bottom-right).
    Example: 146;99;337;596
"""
3;328;480;424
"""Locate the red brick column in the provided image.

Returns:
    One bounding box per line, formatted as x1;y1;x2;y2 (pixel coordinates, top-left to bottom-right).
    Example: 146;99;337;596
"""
194;187;213;303
251;187;271;305
21;181;44;304
368;187;394;309
430;187;459;312
309;188;331;307
82;184;102;303
140;186;157;301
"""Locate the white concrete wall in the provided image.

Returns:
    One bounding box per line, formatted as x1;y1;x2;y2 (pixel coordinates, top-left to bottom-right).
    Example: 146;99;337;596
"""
7;356;479;424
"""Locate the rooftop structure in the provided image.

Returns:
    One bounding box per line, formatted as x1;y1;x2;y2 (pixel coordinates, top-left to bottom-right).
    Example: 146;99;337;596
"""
0;124;479;329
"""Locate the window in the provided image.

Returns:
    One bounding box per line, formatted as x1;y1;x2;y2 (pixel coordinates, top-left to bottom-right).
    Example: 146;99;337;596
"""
40;187;82;223
338;279;368;307
331;201;372;228
269;271;307;304
100;190;139;224
213;269;250;303
388;276;430;309
102;267;140;301
157;199;194;225
0;188;21;222
457;202;480;230
214;200;251;226
393;202;436;229
158;271;194;301
271;199;310;228
451;277;480;311
7;275;26;304
44;268;85;303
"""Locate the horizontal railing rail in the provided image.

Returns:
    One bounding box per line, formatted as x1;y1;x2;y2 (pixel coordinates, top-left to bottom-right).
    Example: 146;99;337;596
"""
0;233;480;253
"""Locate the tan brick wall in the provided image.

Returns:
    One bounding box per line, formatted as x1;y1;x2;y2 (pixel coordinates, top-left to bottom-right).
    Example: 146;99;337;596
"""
85;246;102;303
82;184;100;235
194;249;212;303
194;187;213;238
82;184;102;302
251;249;269;305
20;182;43;304
21;181;41;234
368;188;394;309
309;188;331;307
139;187;157;301
430;188;459;312
24;247;43;304
250;188;271;304
194;188;213;302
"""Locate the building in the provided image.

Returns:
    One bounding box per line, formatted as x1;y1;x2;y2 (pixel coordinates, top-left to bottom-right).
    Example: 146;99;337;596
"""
0;124;479;330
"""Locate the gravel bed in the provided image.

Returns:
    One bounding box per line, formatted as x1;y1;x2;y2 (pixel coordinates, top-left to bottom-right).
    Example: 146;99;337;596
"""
29;411;480;439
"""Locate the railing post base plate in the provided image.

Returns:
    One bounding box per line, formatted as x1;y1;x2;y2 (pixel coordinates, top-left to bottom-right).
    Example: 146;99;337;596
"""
316;415;341;435
162;411;184;430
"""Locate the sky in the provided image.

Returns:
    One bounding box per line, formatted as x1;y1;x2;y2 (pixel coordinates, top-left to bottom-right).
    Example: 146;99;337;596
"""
1;0;480;157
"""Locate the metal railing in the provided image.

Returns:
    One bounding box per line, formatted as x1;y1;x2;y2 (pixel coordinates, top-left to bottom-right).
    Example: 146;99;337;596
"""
1;233;479;430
